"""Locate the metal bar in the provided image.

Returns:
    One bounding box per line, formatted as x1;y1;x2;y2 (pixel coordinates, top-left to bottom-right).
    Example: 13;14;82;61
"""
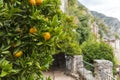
83;60;94;67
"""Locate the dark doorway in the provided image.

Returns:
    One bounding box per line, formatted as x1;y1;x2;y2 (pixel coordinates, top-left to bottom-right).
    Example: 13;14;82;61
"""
50;52;66;70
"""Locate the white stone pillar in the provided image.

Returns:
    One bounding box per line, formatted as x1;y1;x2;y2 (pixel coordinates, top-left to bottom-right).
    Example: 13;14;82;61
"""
65;55;84;79
94;60;114;80
66;55;84;73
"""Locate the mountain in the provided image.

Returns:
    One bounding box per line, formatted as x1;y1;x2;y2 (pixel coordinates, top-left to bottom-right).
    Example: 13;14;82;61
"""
67;0;118;40
91;11;120;36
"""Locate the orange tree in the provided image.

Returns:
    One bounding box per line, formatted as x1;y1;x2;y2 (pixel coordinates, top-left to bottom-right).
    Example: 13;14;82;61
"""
0;0;81;79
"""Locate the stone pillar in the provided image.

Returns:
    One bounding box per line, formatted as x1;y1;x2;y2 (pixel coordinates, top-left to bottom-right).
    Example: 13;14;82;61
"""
94;60;114;80
65;55;83;79
78;68;95;80
66;55;83;73
65;55;95;80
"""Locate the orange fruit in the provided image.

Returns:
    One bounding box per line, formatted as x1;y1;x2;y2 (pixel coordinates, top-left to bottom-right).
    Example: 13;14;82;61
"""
14;51;23;58
36;0;42;5
29;27;37;34
29;0;36;5
43;32;51;40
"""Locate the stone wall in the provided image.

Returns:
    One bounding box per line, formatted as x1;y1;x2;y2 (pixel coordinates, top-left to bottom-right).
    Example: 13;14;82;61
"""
94;60;114;80
65;55;116;80
66;55;94;80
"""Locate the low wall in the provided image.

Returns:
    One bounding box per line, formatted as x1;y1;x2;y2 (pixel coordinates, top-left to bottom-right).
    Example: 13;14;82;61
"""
94;60;114;80
65;55;115;80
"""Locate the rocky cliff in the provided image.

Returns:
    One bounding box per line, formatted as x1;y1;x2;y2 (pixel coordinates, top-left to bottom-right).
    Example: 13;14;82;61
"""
91;11;120;37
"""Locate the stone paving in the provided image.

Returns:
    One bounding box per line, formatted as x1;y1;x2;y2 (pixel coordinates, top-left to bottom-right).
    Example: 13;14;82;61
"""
43;69;75;80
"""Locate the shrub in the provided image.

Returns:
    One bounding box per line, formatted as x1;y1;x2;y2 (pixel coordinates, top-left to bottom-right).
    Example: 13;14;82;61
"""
81;40;116;73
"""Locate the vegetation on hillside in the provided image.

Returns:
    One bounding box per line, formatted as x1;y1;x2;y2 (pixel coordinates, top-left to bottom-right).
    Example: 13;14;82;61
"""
68;0;94;44
0;0;81;79
69;0;116;73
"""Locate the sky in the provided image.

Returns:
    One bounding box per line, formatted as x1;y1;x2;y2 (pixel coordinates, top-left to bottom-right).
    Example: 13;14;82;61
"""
78;0;120;21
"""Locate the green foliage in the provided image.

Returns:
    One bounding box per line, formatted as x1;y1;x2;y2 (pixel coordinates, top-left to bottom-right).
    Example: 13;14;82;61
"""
46;76;51;80
68;0;93;44
76;16;92;44
0;58;19;77
0;0;81;79
57;15;82;54
81;40;116;72
114;33;120;39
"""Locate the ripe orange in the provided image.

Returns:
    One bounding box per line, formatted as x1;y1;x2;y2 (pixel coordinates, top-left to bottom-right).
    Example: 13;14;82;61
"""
36;0;42;5
29;27;37;34
43;32;51;40
29;0;36;5
14;51;23;58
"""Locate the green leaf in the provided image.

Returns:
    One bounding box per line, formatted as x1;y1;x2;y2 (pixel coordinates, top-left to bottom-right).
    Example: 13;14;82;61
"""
0;0;3;7
36;42;43;46
15;41;21;47
1;51;10;54
10;8;22;13
56;44;61;48
16;1;21;5
26;62;33;66
0;58;5;64
11;70;20;73
0;31;4;36
1;61;12;70
0;70;8;77
28;75;34;80
0;22;3;26
3;46;11;51
35;62;41;69
46;76;51;80
51;15;59;27
6;38;11;44
1;44;5;50
0;58;19;77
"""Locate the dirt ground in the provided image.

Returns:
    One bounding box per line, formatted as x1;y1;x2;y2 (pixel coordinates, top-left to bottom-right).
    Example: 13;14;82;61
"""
43;69;75;80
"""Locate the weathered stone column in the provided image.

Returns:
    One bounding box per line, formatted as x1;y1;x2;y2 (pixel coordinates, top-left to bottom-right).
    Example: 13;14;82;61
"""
65;55;83;79
94;60;113;80
66;55;84;73
65;55;95;80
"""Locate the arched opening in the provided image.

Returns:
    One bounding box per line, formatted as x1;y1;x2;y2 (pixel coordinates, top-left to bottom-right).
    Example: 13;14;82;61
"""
50;52;66;70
